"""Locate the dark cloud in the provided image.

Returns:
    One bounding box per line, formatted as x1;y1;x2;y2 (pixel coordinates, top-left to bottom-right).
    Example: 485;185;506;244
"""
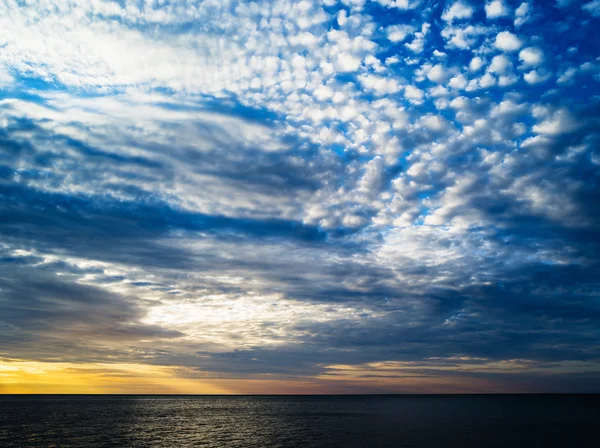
0;264;183;363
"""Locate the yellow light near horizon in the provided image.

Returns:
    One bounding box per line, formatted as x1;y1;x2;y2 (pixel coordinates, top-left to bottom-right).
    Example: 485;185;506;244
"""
1;358;434;395
0;358;373;395
0;359;228;395
4;357;565;395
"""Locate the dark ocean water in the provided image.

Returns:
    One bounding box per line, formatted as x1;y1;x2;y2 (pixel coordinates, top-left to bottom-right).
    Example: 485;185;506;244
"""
0;395;598;447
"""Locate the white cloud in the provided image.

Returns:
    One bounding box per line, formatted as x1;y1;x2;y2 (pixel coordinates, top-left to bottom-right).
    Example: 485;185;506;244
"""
289;32;319;47
519;47;544;67
479;72;496;88
514;2;531;27
342;214;368;227
557;67;578;85
427;64;447;83
533;108;579;135
0;68;13;87
339;104;360;121
441;25;489;50
492;99;526;116
359;74;401;96
421;114;448;131
485;1;510;19
498;74;518;86
469;56;485;72
431;85;450;97
405;23;430;53
450;96;469;110
488;54;513;74
404;85;424;103
449;74;468;90
523;69;551;84
582;0;600;17
357;156;385;198
336;52;362;72
442;2;475;22
313;85;334;101
376;0;420;8
494;31;523;52
386;25;416;43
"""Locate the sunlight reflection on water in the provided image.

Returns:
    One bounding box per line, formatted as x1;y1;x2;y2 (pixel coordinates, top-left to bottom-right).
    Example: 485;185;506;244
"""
0;395;598;447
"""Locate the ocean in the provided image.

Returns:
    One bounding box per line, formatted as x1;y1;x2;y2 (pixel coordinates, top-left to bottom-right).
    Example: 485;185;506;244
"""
0;395;598;447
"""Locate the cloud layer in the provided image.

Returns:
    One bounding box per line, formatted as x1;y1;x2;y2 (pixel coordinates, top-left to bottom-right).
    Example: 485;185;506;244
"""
1;0;600;393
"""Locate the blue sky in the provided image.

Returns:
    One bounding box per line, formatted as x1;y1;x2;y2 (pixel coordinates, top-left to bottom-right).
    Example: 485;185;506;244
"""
0;0;600;393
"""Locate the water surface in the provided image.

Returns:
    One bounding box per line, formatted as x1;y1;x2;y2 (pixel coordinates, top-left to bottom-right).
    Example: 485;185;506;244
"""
1;395;598;447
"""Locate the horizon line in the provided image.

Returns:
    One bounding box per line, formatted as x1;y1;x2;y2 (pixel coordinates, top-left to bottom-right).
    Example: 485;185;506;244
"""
2;392;599;397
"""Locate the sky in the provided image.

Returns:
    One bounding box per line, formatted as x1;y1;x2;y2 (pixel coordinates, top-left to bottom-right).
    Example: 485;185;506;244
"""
0;0;599;394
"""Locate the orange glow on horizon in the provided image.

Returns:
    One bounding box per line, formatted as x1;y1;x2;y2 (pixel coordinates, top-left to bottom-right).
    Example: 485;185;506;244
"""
0;357;521;394
0;359;229;394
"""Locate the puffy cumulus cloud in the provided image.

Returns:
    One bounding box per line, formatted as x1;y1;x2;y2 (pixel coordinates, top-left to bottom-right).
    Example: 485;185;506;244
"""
441;24;490;50
405;23;430;53
498;73;518;86
488;54;513;74
442;2;475;22
359;74;401;95
336;52;363;72
523;69;552;84
519;47;544;67
532;108;580;135
448;73;468;90
485;0;510;19
494;31;523;52
386;24;416;43
514;2;531;27
426;63;447;83
404;84;425;102
477;72;497;89
469;56;485;72
1;0;600;393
